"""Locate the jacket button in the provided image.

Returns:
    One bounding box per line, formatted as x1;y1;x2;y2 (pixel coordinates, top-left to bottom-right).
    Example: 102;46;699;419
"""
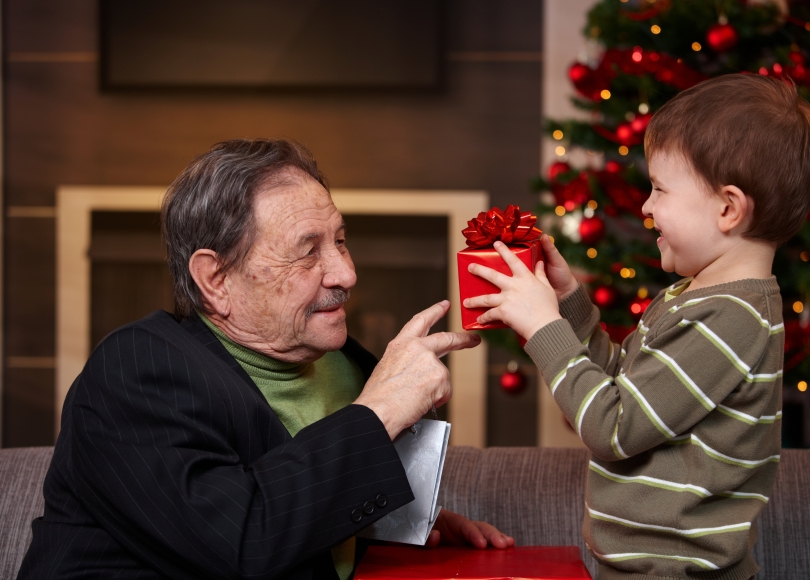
375;494;387;508
363;501;375;515
351;509;363;523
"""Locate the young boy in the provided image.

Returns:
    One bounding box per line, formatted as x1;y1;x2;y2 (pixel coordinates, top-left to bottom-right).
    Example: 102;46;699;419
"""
465;74;810;579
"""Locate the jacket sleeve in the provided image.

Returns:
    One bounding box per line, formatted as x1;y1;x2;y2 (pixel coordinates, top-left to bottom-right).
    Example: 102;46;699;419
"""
70;324;413;580
526;291;772;461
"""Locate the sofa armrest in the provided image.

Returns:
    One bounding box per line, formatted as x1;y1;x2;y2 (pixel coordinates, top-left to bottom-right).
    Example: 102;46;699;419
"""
0;447;54;579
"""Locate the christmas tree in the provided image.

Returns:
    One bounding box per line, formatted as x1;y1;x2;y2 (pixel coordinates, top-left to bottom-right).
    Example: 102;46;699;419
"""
529;0;810;395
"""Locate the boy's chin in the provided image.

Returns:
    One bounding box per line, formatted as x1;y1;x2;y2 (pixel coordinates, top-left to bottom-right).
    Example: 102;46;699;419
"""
660;259;676;274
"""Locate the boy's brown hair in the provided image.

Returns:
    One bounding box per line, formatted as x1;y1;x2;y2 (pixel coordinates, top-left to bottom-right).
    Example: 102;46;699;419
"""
645;73;810;246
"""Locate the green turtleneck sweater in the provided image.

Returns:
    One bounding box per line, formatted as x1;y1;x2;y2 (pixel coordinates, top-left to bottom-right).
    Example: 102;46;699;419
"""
200;314;365;580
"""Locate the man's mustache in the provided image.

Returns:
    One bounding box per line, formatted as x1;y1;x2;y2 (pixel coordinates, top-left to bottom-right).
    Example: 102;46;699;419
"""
305;289;351;319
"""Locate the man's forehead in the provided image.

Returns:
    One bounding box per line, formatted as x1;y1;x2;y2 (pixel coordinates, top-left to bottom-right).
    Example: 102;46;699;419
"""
254;180;342;242
256;171;334;214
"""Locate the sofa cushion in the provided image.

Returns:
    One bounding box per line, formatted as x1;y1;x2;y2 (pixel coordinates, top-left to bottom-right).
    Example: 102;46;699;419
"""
440;447;596;574
0;447;53;580
753;448;810;578
441;446;810;580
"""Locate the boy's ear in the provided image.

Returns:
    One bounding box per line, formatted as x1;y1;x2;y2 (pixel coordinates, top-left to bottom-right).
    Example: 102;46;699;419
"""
188;249;231;317
717;185;750;234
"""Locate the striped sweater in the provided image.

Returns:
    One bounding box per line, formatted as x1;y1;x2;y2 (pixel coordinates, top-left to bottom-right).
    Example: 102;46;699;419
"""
525;277;783;580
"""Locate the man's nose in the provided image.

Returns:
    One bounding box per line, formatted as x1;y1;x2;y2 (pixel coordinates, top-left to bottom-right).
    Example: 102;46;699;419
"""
323;248;357;290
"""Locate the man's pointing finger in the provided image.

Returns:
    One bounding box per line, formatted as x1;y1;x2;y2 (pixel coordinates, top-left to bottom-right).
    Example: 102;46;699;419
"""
399;300;451;338
423;331;481;359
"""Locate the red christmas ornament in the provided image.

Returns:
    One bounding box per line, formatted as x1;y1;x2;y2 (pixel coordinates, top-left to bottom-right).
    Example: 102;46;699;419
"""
706;23;738;52
548;161;571;181
579;216;606;244
615;123;636;146
500;361;526;395
605;160;623;173
630;113;652;134
552;172;591;208
593;286;618;308
629;296;653;319
568;62;591;83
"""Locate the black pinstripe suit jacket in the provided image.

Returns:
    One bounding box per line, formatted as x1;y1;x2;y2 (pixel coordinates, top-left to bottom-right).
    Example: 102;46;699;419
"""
17;311;413;580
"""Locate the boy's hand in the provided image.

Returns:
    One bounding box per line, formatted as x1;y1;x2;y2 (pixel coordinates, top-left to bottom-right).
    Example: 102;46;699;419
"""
540;234;579;302
463;240;562;340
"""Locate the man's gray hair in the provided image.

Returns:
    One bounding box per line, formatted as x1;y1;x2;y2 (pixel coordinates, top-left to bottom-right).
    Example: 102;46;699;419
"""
161;138;328;318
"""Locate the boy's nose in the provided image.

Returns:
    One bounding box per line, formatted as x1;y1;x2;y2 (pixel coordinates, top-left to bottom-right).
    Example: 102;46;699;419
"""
641;195;654;218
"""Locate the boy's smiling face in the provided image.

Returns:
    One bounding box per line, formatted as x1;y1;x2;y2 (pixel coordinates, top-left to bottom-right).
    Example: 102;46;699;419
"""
643;152;727;278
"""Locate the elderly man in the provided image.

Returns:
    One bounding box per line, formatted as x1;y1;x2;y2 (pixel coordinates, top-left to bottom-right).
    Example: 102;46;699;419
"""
19;139;513;580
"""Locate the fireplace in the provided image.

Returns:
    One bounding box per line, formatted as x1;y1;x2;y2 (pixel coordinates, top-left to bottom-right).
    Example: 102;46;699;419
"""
57;186;489;446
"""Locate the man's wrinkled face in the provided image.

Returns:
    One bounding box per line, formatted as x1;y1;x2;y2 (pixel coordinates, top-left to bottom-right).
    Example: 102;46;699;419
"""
226;169;356;362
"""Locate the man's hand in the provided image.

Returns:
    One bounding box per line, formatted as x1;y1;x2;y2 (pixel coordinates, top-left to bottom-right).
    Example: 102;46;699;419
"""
463;241;563;340
425;510;515;549
354;301;481;439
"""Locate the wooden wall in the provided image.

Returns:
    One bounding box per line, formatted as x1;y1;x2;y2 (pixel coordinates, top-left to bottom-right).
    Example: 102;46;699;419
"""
2;0;544;447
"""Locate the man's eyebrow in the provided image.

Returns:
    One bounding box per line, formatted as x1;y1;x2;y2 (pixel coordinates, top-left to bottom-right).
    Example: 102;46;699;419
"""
296;222;346;244
297;232;319;245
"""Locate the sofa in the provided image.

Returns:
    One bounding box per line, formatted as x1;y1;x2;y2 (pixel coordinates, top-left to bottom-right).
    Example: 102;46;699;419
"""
1;446;808;579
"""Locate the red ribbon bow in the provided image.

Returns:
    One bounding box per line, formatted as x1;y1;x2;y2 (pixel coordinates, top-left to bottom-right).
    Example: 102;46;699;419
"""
462;205;543;249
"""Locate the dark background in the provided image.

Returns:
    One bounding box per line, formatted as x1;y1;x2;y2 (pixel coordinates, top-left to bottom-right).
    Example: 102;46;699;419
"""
2;0;545;447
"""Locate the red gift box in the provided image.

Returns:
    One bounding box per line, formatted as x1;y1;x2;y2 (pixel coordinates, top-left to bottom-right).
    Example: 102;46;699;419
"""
354;545;592;579
458;206;543;330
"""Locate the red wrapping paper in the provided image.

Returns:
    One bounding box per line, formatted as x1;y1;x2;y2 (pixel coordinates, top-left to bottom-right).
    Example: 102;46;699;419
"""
458;243;541;330
354;545;592;579
458;206;543;330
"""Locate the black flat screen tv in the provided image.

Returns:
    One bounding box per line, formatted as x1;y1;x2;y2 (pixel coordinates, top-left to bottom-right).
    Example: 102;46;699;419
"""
101;0;442;89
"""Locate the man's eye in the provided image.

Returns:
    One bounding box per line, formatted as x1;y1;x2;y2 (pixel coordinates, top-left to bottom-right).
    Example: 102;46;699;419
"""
336;238;346;247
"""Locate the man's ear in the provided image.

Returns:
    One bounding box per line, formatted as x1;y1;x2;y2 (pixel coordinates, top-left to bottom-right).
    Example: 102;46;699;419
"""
717;185;751;234
188;249;231;317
